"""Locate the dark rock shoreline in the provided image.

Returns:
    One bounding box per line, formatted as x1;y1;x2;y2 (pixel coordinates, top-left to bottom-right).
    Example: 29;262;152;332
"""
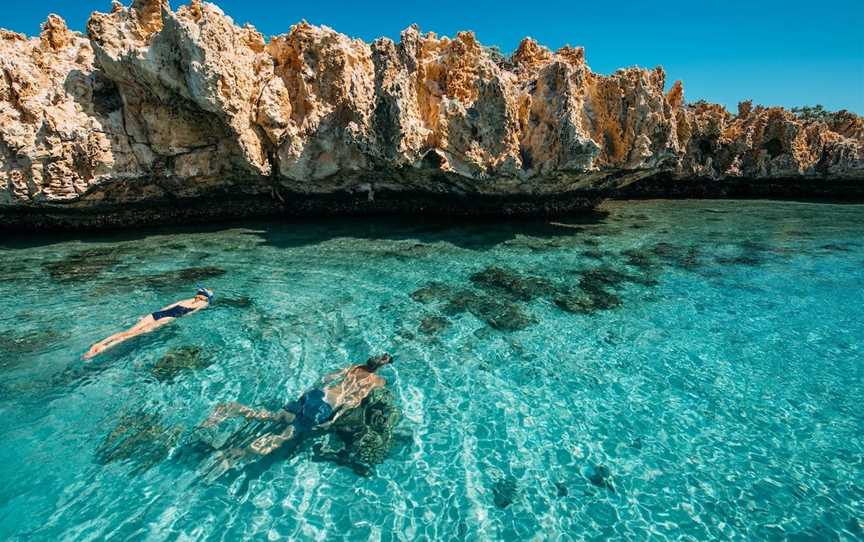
610;174;864;202
2;179;862;231
0;189;603;230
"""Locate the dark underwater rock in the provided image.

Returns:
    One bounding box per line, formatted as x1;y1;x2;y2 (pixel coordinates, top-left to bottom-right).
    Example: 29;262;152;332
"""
381;243;435;260
414;262;658;323
0;328;70;359
412;281;535;331
652;243;701;270
580;266;657;289
419;314;450;335
553;264;659;314
217;295;253;308
492;475;519;509
469;266;556;301
582;249;606;260
445;290;535;331
716;239;778;266
42;247;123;282
313;387;402;475
819;243;853;252
150;346;213;382
410;282;453;304
99;266;227;294
621;248;656;270
144;266;227;289
95;412;182;474
554;289;622;314
715;254;765;266
416;257;666;324
507;237;565;252
555;481;569;497
586;464;615;492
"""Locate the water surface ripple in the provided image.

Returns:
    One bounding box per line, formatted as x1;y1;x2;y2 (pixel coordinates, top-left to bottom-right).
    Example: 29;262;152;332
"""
1;200;863;541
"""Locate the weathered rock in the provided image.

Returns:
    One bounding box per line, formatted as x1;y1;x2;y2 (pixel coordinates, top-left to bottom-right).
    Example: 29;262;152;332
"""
95;411;182;473
42;246;123;282
151;345;213;382
585;464;615;492
411;280;536;331
469;266;556;301
313;387;402;475
1;3;862;227
418;314;450;335
491;474;519;509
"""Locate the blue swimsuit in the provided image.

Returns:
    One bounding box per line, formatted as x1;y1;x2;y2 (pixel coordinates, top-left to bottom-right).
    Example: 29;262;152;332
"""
151;305;195;320
285;389;335;433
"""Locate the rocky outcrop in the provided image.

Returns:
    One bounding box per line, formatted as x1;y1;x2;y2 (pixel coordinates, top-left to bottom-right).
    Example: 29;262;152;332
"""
1;1;862;227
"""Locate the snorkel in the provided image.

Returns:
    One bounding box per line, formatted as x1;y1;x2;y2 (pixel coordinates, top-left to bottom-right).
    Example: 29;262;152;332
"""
196;285;214;303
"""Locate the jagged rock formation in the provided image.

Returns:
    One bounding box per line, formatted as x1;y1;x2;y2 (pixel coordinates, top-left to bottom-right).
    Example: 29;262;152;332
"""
1;1;862;227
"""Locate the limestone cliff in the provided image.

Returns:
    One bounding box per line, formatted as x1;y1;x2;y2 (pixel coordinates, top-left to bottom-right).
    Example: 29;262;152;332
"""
1;1;862;227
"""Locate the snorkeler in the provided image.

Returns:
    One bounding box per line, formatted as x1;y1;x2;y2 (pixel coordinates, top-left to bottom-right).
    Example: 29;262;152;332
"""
202;353;394;456
83;287;214;360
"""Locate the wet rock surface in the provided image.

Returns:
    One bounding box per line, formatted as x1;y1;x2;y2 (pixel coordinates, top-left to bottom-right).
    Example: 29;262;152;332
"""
0;3;861;228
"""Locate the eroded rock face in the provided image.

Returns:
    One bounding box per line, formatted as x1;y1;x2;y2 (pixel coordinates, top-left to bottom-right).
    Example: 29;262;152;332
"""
1;1;862;224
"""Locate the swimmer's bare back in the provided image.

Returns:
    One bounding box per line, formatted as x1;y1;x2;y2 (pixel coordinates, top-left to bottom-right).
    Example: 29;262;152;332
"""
323;365;387;418
83;287;213;360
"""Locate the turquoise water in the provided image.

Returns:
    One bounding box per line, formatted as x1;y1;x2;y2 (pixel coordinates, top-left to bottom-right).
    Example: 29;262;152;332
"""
1;200;863;541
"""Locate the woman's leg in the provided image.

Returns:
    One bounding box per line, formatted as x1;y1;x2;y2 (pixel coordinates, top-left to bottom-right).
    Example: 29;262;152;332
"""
247;425;297;455
84;332;128;359
84;316;161;359
203;402;253;427
202;402;295;427
199;422;296;480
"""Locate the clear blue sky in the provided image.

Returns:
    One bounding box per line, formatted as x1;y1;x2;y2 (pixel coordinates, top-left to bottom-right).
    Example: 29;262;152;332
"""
3;0;862;113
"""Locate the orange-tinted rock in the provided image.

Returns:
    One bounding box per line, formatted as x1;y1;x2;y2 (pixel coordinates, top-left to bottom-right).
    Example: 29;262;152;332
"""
0;0;861;215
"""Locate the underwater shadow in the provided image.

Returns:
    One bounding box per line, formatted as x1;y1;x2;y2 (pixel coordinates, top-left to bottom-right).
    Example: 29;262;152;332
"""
1;211;610;253
242;212;610;251
0;220;252;250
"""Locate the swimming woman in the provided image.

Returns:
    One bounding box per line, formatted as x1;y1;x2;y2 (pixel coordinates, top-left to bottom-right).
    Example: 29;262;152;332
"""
203;353;394;457
83;287;214;360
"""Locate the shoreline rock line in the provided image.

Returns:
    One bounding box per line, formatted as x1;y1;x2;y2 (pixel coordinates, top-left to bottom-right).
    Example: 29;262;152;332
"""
1;0;862;228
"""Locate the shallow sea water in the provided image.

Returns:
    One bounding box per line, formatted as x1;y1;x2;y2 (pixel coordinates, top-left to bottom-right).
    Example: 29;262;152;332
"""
0;200;863;541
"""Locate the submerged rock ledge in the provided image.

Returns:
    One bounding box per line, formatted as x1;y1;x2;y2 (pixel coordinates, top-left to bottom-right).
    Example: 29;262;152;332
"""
1;0;862;228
